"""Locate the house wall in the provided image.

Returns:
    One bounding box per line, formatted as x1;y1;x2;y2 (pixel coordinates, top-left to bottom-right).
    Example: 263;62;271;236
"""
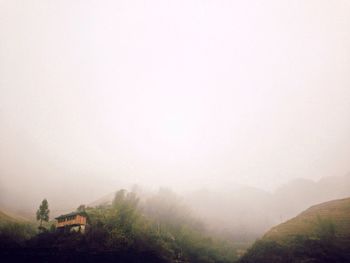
56;215;87;228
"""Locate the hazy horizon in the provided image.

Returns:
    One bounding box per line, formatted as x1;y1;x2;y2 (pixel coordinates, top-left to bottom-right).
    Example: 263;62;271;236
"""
1;0;350;214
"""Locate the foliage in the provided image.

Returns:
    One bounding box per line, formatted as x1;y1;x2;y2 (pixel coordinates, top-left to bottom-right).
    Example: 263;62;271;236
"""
0;221;36;248
0;190;239;262
84;189;237;262
77;204;86;213
240;235;350;263
36;199;50;229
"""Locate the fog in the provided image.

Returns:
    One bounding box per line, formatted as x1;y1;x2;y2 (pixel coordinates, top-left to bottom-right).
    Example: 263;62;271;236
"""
1;0;350;236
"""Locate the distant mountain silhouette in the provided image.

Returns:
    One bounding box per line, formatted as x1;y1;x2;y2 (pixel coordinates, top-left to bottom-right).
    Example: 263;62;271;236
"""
186;174;350;240
274;174;350;219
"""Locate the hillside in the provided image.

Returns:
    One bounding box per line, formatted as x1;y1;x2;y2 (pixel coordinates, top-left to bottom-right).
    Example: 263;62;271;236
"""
0;189;238;263
186;174;350;241
0;208;34;225
0;211;17;225
0;209;37;251
0;210;29;225
264;197;350;243
240;198;350;263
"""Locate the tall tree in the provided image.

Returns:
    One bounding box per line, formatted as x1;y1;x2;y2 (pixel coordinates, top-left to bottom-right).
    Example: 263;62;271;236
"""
36;199;50;229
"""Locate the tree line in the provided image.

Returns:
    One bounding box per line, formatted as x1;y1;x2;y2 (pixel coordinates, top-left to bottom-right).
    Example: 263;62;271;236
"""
0;189;238;263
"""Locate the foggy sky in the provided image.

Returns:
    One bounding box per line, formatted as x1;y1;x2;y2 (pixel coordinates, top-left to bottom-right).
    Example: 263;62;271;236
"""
1;1;350;209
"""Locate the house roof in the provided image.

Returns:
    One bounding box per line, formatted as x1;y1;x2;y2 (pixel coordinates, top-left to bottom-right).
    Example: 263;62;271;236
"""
55;211;87;220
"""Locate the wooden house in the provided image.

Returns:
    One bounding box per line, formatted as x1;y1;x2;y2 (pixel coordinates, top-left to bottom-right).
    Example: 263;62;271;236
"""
55;211;87;232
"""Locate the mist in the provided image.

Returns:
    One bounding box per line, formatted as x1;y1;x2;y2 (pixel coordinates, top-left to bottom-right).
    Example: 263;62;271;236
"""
1;0;350;241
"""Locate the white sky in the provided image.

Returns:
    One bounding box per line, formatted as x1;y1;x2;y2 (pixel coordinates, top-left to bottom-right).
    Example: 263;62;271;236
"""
1;0;350;201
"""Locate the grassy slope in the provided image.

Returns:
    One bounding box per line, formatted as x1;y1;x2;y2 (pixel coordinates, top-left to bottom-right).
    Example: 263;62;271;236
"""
263;197;350;244
0;208;35;223
0;210;19;225
240;198;350;262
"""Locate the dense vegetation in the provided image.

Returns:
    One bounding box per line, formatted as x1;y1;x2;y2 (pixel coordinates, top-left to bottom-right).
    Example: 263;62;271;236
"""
240;234;350;263
0;189;238;262
0;221;36;249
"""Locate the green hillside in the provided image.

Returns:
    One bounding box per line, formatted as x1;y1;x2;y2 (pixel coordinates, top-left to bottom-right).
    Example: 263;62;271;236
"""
264;197;350;243
0;210;37;248
240;198;350;263
0;210;19;225
0;209;33;225
0;189;238;262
